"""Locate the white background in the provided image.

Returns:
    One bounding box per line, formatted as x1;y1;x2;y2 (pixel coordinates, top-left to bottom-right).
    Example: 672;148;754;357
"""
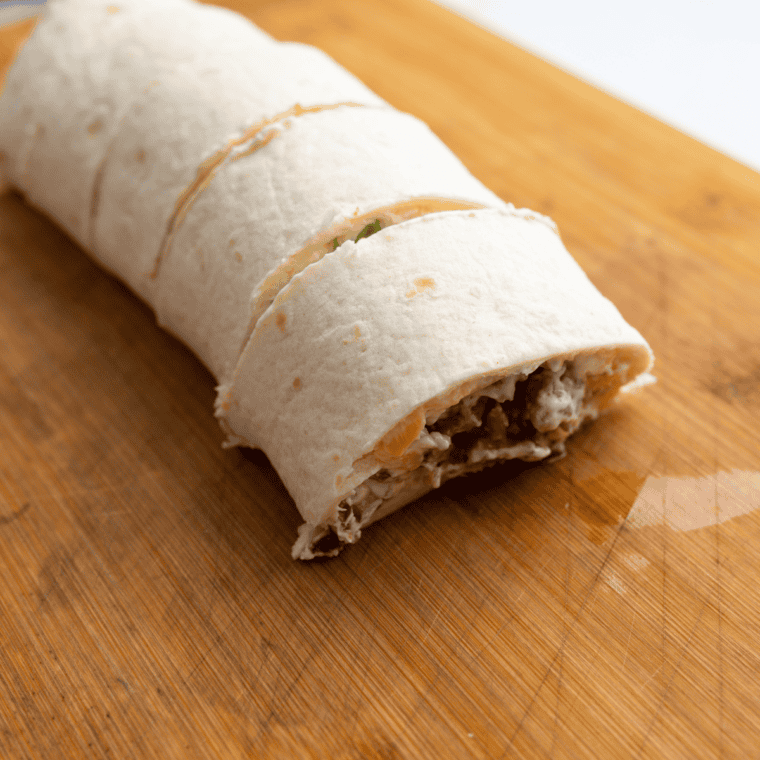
432;0;760;172
1;0;758;171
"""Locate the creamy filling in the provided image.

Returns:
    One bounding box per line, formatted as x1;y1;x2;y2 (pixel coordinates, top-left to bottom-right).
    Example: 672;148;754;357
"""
309;357;620;555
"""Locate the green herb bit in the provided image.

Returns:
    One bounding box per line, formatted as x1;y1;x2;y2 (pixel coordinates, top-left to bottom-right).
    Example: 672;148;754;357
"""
331;237;340;251
354;219;382;242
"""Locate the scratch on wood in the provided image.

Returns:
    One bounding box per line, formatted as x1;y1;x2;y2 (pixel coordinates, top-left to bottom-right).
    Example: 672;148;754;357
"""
184;569;280;682
419;601;445;646
395;550;458;732
621;610;638;671
549;507;573;759
115;677;131;692
499;523;627;758
0;500;30;525
248;584;342;750
252;646;319;749
713;413;726;759
707;281;727;760
511;552;554;606
336;558;383;742
344;615;380;741
633;588;716;759
637;664;663;693
717;532;726;760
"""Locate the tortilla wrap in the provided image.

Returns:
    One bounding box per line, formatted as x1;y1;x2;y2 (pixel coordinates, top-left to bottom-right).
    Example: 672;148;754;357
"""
0;11;60;188
155;105;507;381
93;44;386;304
0;0;276;249
217;208;653;558
0;0;113;191
0;1;654;560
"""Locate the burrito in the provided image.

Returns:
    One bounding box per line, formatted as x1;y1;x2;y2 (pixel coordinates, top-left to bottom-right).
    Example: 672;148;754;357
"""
0;0;653;559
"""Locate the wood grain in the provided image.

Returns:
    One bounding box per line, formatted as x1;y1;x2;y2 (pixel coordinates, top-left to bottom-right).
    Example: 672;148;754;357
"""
1;3;759;758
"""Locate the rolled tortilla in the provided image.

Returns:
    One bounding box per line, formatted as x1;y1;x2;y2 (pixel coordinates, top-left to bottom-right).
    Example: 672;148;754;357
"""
217;208;653;559
0;0;276;249
155;105;507;381
92;43;386;304
0;11;67;188
0;1;654;560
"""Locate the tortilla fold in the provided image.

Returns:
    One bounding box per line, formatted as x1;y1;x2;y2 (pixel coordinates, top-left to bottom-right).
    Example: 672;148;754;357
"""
156;105;506;382
217;208;653;559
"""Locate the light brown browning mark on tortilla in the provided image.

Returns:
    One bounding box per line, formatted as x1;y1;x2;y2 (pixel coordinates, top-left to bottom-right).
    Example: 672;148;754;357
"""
275;312;287;332
135;148;146;163
292;377;302;390
342;324;364;346
406;276;436;298
106;5;120;13
150;102;368;280
87;118;103;136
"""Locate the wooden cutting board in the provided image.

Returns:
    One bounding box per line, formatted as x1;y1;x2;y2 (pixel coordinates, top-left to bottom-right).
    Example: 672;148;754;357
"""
1;2;759;758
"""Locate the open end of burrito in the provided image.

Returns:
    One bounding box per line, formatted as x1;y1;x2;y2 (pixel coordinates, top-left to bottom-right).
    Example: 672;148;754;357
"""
293;346;646;559
249;197;488;335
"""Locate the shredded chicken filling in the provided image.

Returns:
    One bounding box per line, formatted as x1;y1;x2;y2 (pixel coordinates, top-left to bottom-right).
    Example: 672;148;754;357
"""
334;359;604;535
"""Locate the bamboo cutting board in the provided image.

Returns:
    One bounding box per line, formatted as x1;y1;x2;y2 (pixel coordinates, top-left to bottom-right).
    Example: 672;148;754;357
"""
1;2;759;758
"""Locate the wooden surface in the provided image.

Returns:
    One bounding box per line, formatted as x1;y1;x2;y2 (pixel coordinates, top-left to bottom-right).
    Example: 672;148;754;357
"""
1;2;759;758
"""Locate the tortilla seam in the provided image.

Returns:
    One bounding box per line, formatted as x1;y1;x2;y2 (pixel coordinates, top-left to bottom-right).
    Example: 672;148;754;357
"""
241;198;490;357
149;101;381;281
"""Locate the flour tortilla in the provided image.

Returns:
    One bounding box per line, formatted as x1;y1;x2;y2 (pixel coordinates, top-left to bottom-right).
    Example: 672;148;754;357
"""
156;105;507;382
2;0;275;249
93;43;386;305
0;0;114;202
0;13;48;188
217;208;653;554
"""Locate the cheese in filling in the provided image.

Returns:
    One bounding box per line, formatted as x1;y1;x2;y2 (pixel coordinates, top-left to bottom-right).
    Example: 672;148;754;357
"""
300;353;632;557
